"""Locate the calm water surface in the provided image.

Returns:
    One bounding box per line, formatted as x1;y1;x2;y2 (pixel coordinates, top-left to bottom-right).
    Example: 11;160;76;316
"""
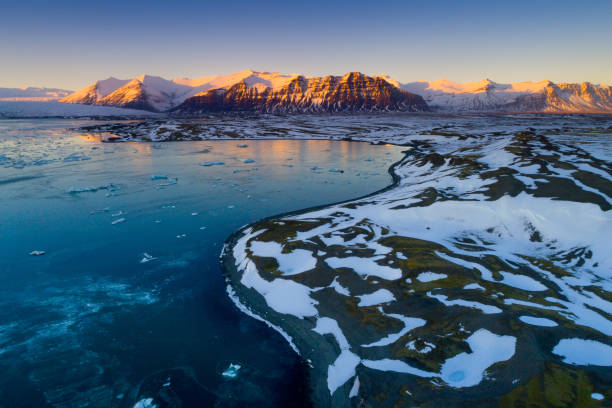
0;119;405;407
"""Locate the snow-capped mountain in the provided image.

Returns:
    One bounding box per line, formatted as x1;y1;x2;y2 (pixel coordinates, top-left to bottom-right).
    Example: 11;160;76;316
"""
60;71;301;112
59;71;612;113
173;72;427;113
400;78;612;113
0;87;72;101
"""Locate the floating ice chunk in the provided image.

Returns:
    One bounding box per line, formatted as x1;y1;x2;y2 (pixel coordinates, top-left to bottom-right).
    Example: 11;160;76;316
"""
428;292;502;314
329;168;344;173
499;271;547;291
349;376;360;398
29;250;45;256
191;212;198;216
222;363;241;379
464;283;485;291
250;240;316;275
200;161;225;166
176;234;187;239
358;289;395;307
440;329;516;388
326;256;402;280
282;164;294;168
133;398;156;408
552;338;612;366
243;158;255;164
311;166;323;171
156;178;177;187
519;315;557;327
68;183;118;194
362;358;437;378
237;144;248;148
150;174;168;180
416;272;447;282
140;253;157;263
591;393;604;401
111;218;125;225
111;211;124;217
228;205;235;209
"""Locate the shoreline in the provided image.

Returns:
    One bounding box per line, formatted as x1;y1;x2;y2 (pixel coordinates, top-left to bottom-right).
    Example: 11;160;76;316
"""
218;143;416;407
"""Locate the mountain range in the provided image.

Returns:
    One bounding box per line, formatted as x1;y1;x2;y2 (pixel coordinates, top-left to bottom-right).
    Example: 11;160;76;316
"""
38;70;612;114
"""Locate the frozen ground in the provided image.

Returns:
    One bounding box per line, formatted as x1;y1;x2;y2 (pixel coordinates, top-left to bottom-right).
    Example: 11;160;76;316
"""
220;113;612;407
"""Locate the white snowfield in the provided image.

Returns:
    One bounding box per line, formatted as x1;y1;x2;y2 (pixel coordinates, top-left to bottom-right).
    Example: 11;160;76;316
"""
228;120;612;401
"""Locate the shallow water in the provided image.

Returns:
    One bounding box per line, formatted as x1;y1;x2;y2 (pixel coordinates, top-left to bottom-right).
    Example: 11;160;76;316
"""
0;119;405;407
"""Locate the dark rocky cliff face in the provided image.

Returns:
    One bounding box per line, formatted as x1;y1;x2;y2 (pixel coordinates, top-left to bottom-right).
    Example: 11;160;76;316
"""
173;72;428;114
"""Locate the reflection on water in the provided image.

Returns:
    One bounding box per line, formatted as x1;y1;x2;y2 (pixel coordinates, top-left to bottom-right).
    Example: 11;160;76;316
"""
0;119;404;407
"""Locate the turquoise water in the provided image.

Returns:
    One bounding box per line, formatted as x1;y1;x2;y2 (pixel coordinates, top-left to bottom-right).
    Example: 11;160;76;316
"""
0;119;405;407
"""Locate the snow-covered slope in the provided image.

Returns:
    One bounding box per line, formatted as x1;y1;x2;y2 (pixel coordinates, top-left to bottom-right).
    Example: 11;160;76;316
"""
173;72;427;113
60;71;612;113
60;71;302;112
0;87;72;101
399;78;612;113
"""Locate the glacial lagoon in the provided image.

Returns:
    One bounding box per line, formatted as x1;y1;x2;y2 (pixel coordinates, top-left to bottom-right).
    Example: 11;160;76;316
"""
0;119;405;407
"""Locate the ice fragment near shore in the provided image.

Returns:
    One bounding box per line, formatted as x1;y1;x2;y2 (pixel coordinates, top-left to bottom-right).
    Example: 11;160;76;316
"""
133;398;156;408
243;158;255;163
200;161;225;166
29;250;45;256
221;363;241;379
111;218;125;225
150;174;168;180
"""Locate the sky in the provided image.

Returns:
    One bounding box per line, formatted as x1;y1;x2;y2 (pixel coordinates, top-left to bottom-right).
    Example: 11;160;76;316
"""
1;0;611;90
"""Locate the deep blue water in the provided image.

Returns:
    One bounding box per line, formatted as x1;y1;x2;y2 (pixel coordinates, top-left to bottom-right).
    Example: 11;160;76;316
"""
0;119;405;407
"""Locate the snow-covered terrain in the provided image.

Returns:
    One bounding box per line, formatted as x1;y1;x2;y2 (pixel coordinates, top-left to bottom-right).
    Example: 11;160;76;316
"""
58;70;612;113
0;101;159;118
216;114;612;407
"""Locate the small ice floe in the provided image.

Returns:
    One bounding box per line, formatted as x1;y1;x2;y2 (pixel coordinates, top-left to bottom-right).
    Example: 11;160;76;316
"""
133;398;156;408
591;393;604;401
416;272;447;282
311;166;323;171
329;168;344;173
191;212;198;216
68;183;118;194
200;226;206;230
228;205;235;209
200;161;225;166
282;164;294;168
365;157;373;161
233;169;250;173
150;174;168;180
29;250;45;256
111;211;124;217
221;363;241;379
518;315;557;327
89;207;110;215
115;393;124;399
156;178;177;187
237;144;248;148
162;377;171;387
243;158;255;164
140;253;157;263
552;338;612;366
111;218;125;225
176;234;187;239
